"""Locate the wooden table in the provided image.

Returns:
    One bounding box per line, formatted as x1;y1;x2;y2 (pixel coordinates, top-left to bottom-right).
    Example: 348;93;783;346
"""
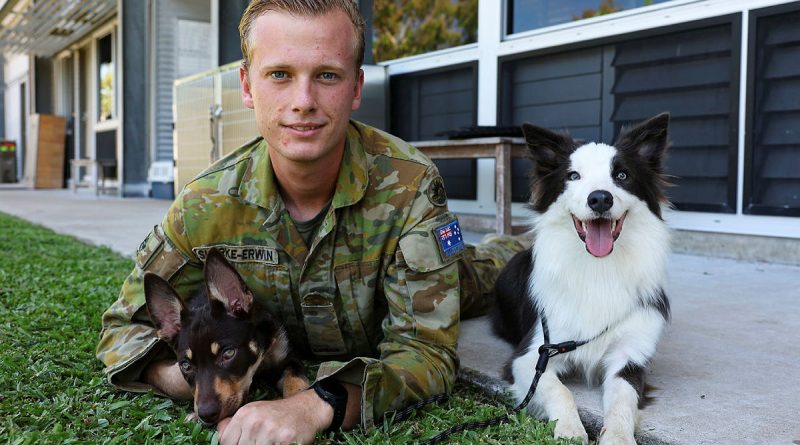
412;137;528;235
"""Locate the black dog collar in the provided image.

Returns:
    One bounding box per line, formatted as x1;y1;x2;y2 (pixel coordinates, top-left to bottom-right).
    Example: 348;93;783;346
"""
312;379;348;432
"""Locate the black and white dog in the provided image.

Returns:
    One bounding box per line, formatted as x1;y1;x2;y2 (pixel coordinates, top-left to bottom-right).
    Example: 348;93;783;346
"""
491;113;672;444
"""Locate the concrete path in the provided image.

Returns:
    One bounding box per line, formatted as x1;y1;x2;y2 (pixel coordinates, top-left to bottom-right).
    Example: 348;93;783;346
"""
1;188;798;445
0;188;170;257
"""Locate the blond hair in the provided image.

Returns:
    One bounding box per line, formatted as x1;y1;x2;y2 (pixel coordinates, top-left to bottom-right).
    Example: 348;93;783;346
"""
239;0;366;72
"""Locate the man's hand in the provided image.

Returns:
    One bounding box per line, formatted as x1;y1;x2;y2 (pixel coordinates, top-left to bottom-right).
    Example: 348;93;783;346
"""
217;382;361;445
217;389;333;445
143;359;192;400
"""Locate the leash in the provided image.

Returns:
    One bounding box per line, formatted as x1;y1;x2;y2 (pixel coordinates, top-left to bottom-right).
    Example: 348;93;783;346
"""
387;315;609;445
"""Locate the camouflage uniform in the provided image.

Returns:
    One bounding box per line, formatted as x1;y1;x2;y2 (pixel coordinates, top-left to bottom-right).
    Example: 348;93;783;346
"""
96;120;523;429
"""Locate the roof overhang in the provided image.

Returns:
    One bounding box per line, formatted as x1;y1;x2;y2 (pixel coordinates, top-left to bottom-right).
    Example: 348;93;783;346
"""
0;0;117;57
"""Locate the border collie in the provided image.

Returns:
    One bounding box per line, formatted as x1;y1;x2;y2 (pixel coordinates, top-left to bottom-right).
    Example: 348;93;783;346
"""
490;113;672;444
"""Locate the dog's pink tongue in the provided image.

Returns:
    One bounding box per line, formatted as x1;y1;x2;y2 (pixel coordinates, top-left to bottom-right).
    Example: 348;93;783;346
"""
586;219;614;257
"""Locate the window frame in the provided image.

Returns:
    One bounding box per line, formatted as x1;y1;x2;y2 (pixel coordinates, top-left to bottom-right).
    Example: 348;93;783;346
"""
743;1;800;217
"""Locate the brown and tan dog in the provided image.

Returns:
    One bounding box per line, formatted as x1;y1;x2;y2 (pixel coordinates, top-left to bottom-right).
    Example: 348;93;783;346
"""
144;248;308;425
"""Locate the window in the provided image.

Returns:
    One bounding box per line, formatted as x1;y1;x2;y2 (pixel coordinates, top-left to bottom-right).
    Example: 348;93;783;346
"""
508;0;671;35
745;4;800;216
97;33;114;121
501;18;740;211
390;65;478;200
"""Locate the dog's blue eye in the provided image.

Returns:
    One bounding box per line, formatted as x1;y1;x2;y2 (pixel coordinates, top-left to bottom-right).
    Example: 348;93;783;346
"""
179;360;192;373
616;171;628;181
222;348;236;360
568;171;581;181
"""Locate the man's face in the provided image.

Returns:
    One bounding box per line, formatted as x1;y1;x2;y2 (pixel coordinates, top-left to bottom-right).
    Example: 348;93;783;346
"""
240;10;364;166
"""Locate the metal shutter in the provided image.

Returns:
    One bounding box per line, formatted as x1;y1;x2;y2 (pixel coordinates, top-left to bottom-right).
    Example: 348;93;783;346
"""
746;5;800;216
501;20;739;211
612;23;739;213
501;47;612;202
390;65;478;200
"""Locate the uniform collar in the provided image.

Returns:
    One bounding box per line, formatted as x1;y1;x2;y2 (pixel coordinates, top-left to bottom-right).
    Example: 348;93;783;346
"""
238;122;369;222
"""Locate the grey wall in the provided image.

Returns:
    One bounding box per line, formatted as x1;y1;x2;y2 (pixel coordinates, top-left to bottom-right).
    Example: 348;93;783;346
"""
122;0;148;196
218;0;248;65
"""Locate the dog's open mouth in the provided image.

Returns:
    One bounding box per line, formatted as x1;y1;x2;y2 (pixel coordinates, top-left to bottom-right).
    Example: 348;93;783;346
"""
572;212;627;258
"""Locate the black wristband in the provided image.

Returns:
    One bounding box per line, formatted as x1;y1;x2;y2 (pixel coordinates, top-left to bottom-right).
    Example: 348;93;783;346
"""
312;379;348;432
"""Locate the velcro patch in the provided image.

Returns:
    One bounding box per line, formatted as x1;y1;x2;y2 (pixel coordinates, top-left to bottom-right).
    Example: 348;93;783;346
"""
434;220;465;259
193;245;279;264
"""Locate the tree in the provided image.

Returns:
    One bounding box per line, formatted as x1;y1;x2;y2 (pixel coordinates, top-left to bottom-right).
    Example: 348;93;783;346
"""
372;0;478;63
576;0;622;20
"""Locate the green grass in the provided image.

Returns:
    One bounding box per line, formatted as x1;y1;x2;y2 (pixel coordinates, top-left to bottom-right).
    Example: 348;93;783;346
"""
0;211;572;444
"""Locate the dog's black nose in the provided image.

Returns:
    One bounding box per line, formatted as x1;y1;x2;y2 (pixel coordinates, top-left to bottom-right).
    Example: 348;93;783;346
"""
197;404;221;425
588;190;613;213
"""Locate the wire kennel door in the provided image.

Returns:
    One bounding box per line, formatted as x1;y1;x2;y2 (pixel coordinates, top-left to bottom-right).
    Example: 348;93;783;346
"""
173;62;259;194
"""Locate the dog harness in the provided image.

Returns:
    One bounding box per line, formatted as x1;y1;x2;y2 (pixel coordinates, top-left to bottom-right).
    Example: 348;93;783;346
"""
386;313;613;445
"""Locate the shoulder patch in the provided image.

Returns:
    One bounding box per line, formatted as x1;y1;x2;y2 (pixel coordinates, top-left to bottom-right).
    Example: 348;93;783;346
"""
434;219;464;260
193;245;279;265
427;176;448;207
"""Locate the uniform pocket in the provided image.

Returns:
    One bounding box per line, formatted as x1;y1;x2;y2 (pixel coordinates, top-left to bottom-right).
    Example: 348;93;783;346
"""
334;261;384;355
234;262;297;327
301;292;348;356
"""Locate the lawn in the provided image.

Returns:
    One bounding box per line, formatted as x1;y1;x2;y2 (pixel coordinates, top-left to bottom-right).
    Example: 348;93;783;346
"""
0;211;573;444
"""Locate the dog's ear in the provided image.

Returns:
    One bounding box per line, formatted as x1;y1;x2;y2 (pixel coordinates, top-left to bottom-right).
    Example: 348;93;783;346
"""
615;112;670;169
204;248;254;318
521;123;573;171
143;272;186;343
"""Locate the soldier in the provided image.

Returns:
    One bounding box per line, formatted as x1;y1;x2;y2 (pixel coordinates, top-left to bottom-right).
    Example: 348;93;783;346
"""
96;1;523;444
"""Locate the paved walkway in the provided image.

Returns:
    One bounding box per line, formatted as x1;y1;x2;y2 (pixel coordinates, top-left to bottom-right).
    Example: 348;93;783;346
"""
1;188;798;445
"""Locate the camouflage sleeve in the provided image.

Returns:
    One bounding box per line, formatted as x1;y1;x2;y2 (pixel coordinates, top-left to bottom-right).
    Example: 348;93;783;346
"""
95;200;202;391
316;166;461;429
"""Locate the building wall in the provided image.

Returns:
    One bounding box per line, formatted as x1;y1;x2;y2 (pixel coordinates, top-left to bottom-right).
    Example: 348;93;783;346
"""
384;0;800;239
151;0;212;164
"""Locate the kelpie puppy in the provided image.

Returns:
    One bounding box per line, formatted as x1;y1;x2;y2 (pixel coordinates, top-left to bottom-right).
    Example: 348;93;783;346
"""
144;248;308;425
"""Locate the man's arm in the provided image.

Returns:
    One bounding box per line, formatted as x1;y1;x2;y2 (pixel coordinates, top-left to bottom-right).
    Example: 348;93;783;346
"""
216;382;361;445
96;204;202;391
312;171;462;429
143;359;192;400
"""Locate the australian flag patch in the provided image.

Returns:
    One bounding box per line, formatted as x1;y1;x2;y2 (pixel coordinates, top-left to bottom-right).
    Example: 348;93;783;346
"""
434;219;465;259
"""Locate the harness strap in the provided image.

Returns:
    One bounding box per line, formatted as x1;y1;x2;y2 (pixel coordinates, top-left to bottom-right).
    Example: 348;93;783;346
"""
390;314;613;444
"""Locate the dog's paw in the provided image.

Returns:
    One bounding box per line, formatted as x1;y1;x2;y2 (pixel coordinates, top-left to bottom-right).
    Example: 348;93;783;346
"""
598;426;636;445
553;416;588;444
